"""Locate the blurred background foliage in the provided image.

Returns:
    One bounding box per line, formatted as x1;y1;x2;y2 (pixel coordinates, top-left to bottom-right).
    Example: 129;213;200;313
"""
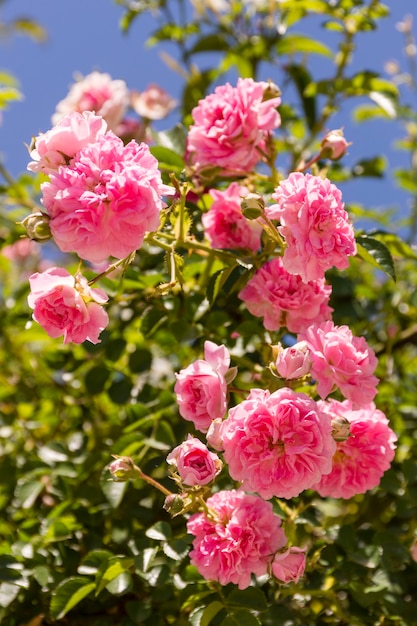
1;1;417;624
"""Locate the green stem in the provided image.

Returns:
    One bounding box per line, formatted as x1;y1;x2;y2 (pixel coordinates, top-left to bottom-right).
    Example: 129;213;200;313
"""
133;464;173;497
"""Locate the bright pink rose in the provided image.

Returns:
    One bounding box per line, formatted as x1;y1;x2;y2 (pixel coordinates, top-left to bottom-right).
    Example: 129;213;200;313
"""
299;321;379;405
267;172;356;282
174;341;230;432
203;182;262;252
131;84;177;120
238;257;333;333
27;111;107;175
41;132;172;263
312;399;396;499
186;78;281;175
52;71;129;131
28;267;108;344
220;388;336;499
187;489;287;589
275;341;312;379
166;435;222;486
271;547;307;584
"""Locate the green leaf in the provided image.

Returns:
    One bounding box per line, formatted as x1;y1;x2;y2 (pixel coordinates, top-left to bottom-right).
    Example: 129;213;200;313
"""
150;146;185;170
200;601;224;626
226;587;268;612
95;557;134;595
50;577;95;620
356;236;396;281
276;33;333;57
222;609;261;626
0;583;20;608
85;365;110;395
100;471;128;508
146;521;172;541
352;155;386;178
285;64;316;131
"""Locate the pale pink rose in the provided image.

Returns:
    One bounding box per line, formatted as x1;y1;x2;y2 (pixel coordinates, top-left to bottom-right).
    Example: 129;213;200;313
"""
203;182;263;252
1;239;40;262
28;267;108;344
267;172;356;282
41;132;173;263
131;84;177;120
27;111;107;175
115;118;151;144
299;321;379;405
275;341;312;379
206;418;224;451
52;71;129;131
321;129;350;160
238;257;333;333
174;341;230;432
166;435;222;486
312;399;396;498
271;547;307;584
187;489;287;589
220;388;336;499
186;78;281;175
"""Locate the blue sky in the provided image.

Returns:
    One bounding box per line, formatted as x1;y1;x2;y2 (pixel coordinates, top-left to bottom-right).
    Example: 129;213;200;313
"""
0;0;415;228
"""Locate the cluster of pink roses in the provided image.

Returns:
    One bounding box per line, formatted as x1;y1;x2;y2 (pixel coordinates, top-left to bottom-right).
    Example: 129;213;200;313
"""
26;109;172;343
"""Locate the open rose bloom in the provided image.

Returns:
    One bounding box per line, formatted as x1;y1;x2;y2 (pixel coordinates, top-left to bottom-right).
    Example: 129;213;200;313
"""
267;172;356;283
52;71;129;131
28;267;109;344
174;341;230;432
203;182;263;252
187;490;287;589
220;388;336;499
35;117;173;264
312;399;397;498
187;77;281;175
238;256;333;333
166;435;222;486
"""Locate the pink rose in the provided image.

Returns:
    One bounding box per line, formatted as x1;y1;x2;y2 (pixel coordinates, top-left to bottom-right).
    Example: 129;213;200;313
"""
299;321;379;405
267;172;356;282
41;132;172;263
27;111;107;175
187;489;287;589
410;540;417;564
186;78;281;175
131;84;177;120
238;257;333;333
312;399;397;499
203;182;263;252
52;71;129;131
166;435;222;486
28;267;108;344
320;129;350;160
220;388;336;499
174;341;230;432
1;239;40;263
271;547;307;584
275;341;312;379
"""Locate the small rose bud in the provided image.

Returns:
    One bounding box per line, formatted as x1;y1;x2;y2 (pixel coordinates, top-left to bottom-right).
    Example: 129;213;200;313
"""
331;415;351;442
262;81;281;101
109;456;136;481
275;341;312;380
163;493;187;516
20;211;52;242
241;193;265;219
320;129;350;161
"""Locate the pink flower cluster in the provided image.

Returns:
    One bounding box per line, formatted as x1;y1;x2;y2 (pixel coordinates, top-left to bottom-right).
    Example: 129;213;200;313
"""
28;267;109;344
174;341;230;432
187;78;281;175
238;257;333;333
187;489;287;589
267;172;356;283
29;111;172;264
219;388;336;499
203;182;263;253
313;399;396;498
